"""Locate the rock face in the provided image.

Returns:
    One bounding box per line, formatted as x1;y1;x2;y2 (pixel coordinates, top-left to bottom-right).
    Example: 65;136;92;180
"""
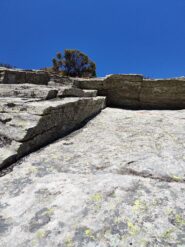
1;68;185;246
0;96;105;169
77;74;185;109
1;108;185;246
0;68;50;85
0;69;105;169
141;79;185;109
2;68;185;109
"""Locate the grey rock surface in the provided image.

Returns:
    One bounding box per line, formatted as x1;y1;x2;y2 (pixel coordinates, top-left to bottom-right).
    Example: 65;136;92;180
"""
0;84;97;99
0;84;58;99
1;108;185;246
0;96;105;169
58;87;97;98
1;68;185;246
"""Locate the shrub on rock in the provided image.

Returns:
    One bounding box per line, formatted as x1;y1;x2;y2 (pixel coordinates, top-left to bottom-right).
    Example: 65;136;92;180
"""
52;52;63;72
52;50;96;78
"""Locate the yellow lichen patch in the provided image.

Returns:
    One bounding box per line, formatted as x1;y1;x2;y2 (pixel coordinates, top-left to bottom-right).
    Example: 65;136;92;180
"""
139;239;148;247
132;199;146;212
165;208;173;215
162;228;174;239
31;239;37;246
36;229;46;239
127;219;139;236
46;208;54;215
175;214;185;225
91;193;102;202
85;228;95;240
172;175;182;182
85;229;91;236
65;236;73;247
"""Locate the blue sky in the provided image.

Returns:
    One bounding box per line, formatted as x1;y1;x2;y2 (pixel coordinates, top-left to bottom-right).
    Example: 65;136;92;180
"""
0;0;185;78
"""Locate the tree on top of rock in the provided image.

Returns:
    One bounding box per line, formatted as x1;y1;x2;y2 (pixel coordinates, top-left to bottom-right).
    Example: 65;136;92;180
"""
52;50;96;78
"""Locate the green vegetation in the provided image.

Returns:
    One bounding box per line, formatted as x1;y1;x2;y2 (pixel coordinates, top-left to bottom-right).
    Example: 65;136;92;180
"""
52;49;96;78
52;52;63;72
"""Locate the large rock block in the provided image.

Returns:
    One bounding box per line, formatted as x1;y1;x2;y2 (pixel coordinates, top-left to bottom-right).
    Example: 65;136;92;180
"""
77;74;185;109
0;96;105;169
0;68;50;85
76;74;143;108
140;78;185;109
76;74;143;89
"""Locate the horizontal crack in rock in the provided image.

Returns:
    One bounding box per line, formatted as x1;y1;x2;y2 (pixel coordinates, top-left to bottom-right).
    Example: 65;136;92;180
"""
117;168;185;184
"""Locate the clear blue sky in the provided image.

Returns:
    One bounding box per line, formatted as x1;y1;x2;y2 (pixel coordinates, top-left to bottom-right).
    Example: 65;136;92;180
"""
0;0;185;78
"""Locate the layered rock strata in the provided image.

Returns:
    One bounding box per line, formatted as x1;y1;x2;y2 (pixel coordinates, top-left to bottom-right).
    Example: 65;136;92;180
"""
0;69;105;169
76;74;185;109
1;68;185;246
0;68;50;85
0;96;105;169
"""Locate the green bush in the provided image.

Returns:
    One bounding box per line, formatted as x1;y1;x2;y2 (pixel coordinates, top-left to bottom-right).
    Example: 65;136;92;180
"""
52;52;63;72
52;50;96;78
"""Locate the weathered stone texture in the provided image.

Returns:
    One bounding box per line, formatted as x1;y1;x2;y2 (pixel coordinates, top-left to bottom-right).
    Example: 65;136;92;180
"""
0;68;50;85
140;79;185;109
2;67;185;109
1;68;185;246
77;74;185;109
1;108;185;246
0;84;58;99
0;96;105;169
0;84;97;99
0;68;105;169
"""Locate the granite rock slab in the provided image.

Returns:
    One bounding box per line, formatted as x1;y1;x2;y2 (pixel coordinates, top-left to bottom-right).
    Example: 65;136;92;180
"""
0;108;185;246
0;97;105;169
